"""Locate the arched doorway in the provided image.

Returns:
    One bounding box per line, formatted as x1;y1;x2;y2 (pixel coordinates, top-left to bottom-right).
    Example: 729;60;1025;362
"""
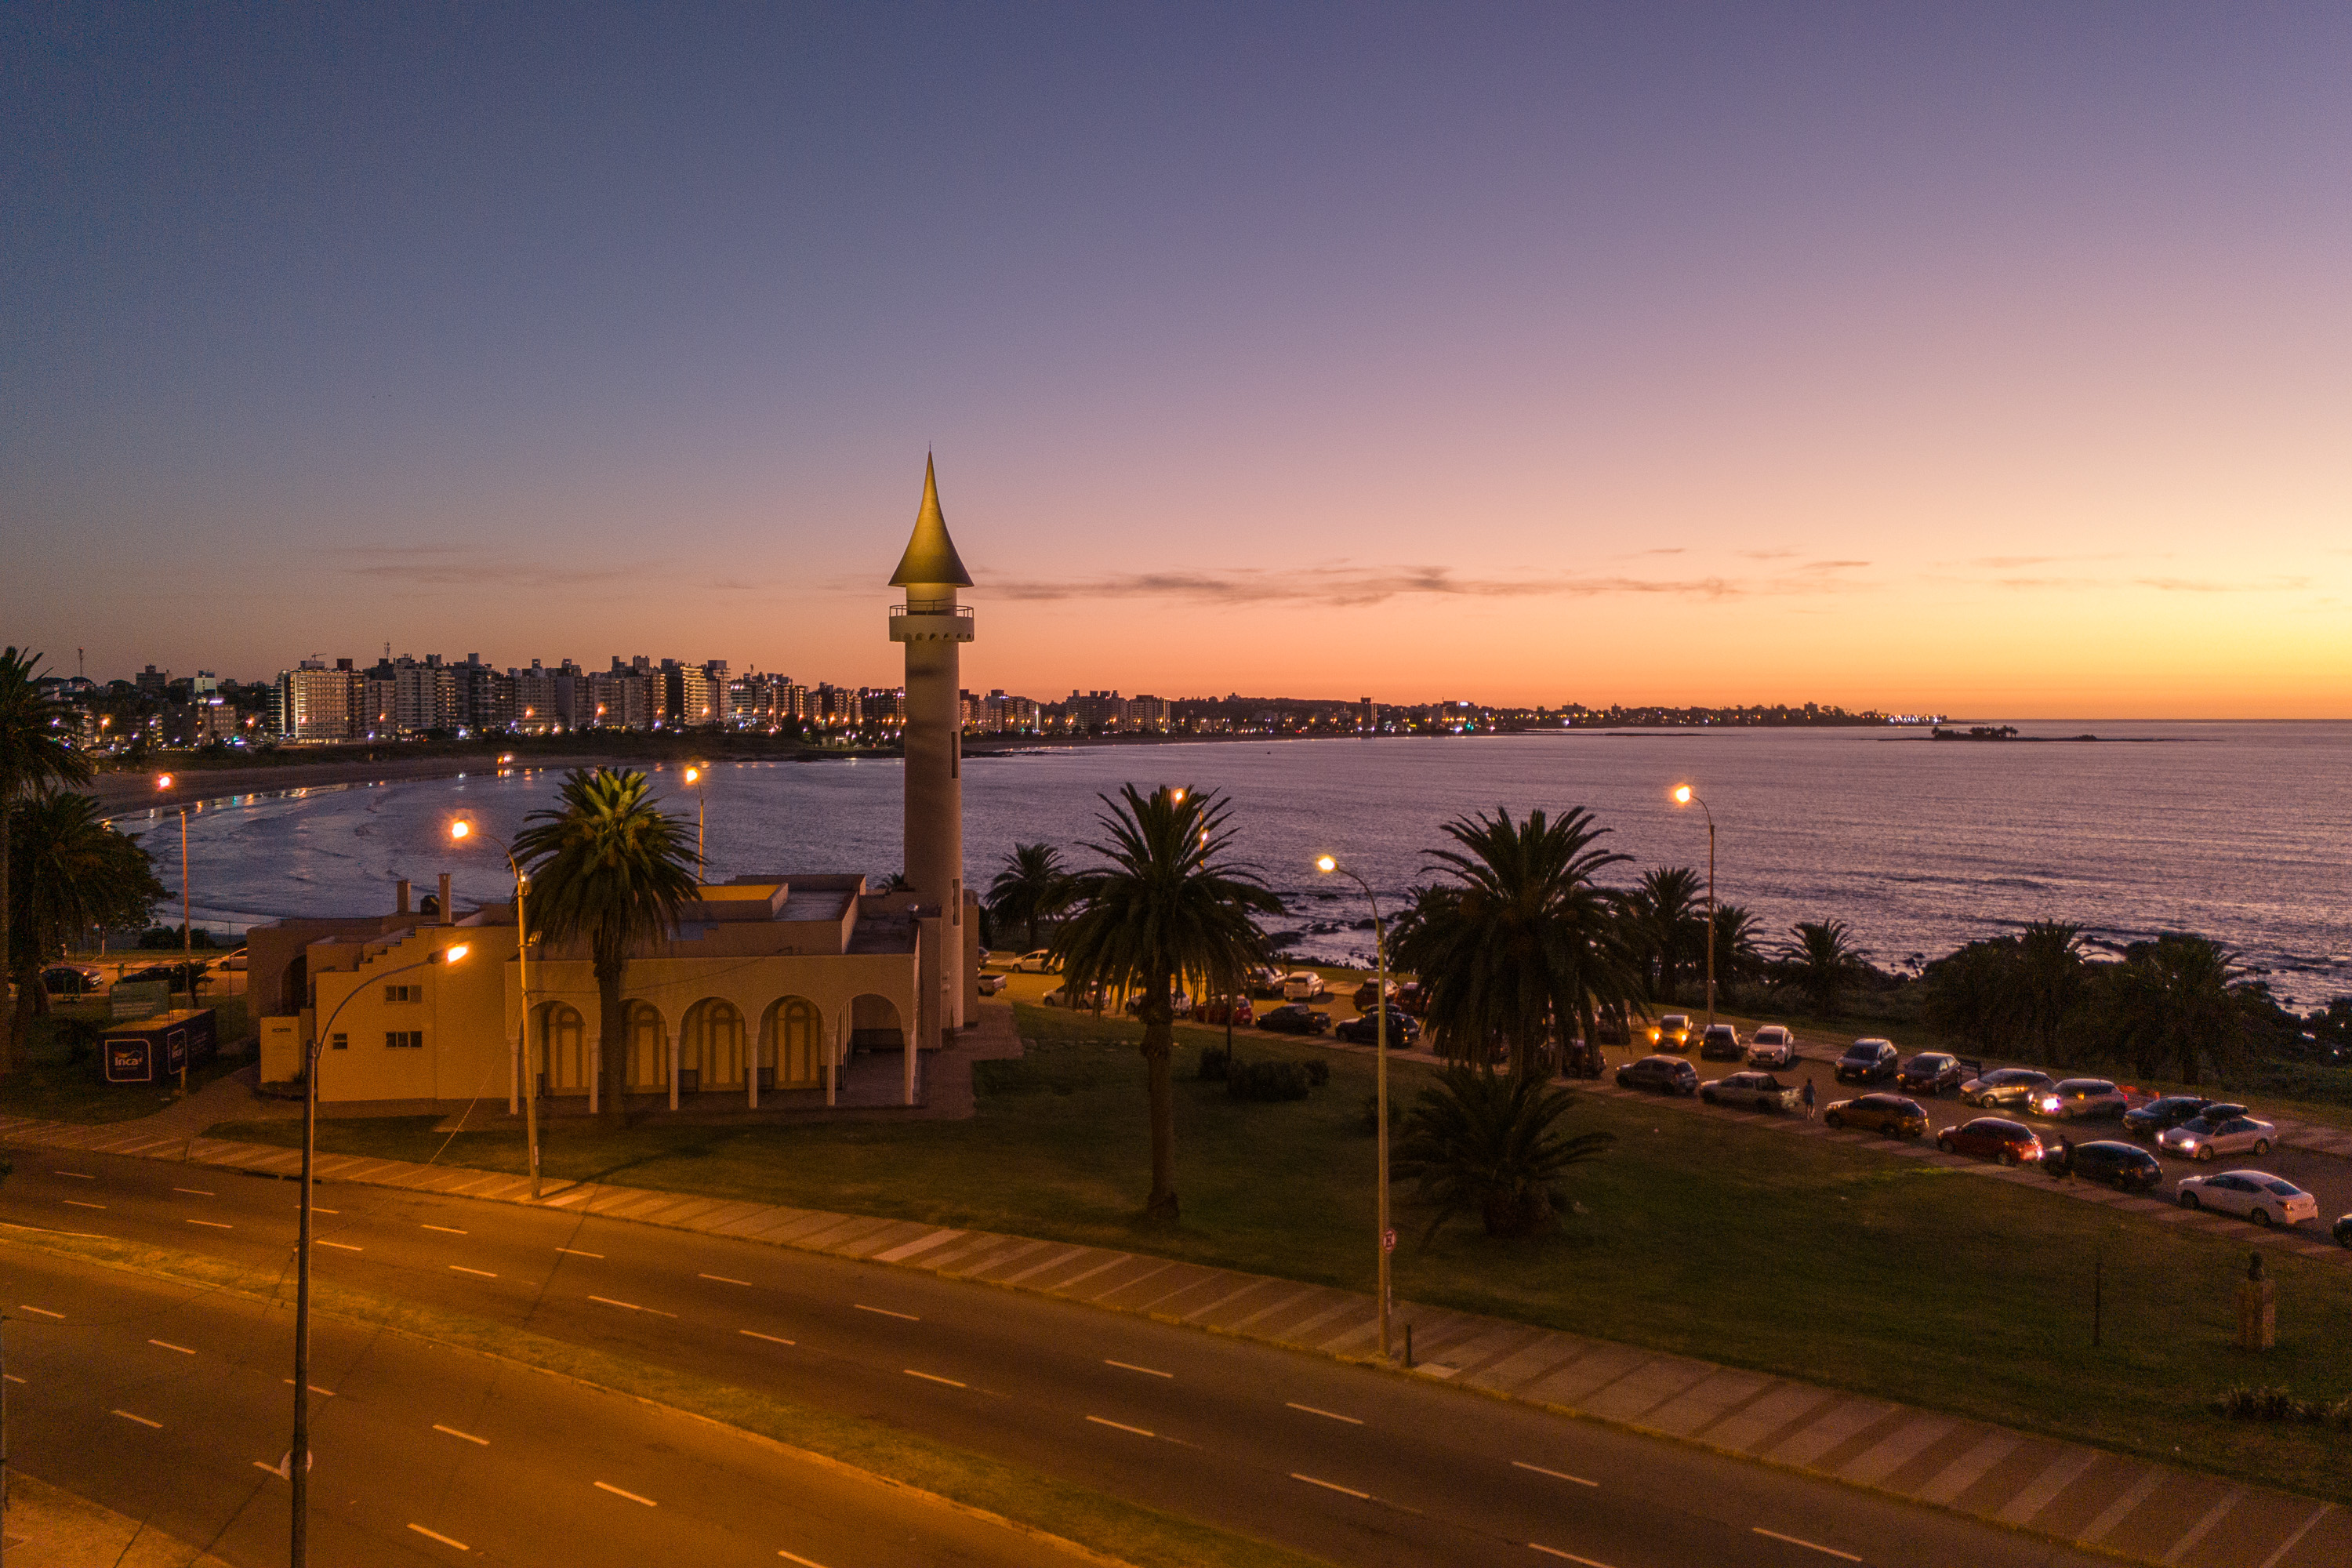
624;1001;668;1093
850;994;904;1055
536;1002;587;1096
681;998;745;1091
760;996;823;1089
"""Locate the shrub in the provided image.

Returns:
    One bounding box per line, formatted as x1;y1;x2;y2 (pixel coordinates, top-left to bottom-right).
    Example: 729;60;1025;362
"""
1359;1091;1404;1136
2209;1385;2347;1425
1227;1059;1311;1102
1304;1058;1330;1087
1196;1047;1231;1082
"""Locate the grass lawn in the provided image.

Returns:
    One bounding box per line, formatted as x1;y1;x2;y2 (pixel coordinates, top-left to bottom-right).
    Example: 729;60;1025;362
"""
210;1001;2352;1505
1;999;249;1123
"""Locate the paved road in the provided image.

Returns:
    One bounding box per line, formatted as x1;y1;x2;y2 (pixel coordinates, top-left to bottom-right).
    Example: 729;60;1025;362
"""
2;1243;1094;1567
2;1150;2124;1568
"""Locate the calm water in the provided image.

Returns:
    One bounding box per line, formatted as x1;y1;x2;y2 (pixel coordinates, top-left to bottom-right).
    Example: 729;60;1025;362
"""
128;723;2352;1007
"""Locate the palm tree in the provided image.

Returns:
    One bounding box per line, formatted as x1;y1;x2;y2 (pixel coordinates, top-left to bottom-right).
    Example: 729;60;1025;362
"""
0;649;95;1069
1392;807;1641;1080
7;789;165;1040
1392;1066;1615;1242
986;842;1072;952
2012;920;2089;1062
512;768;702;1128
1628;866;1704;1001
1780;920;1866;1018
2098;935;2248;1087
1708;902;1764;992
1051;786;1280;1224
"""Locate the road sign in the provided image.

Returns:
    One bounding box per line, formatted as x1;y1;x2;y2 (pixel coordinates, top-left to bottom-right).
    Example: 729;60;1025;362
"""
1381;1228;1397;1252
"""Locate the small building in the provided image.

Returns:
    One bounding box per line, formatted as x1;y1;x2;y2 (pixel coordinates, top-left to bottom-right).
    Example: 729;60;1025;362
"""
103;1008;218;1084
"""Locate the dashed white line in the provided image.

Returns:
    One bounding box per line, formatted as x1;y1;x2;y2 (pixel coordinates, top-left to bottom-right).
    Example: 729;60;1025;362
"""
449;1265;497;1278
173;1187;215;1196
434;1425;489;1446
589;1295;677;1318
1087;1415;1155;1437
1105;1359;1173;1378
423;1224;468;1235
2;1374;24;1385
186;1218;233;1229
318;1240;363;1251
313;1207;337;1214
148;1339;196;1356
855;1303;920;1321
19;1305;64;1319
1529;1545;1616;1566
62;1200;105;1210
1753;1526;1863;1562
902;1369;967;1388
112;1409;162;1428
594;1481;657;1507
699;1272;753;1286
407;1523;470;1552
778;1551;830;1568
1286;1401;1363;1425
739;1330;797;1347
1514;1461;1599;1487
555;1247;603;1258
1290;1472;1370;1499
50;1171;95;1181
283;1379;336;1396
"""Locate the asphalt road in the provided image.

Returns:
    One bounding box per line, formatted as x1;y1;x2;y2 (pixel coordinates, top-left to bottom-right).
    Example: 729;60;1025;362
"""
2;1149;2122;1568
2;1243;1093;1567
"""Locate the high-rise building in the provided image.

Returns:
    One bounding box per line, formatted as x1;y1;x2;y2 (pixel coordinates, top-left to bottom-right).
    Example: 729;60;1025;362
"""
276;659;362;741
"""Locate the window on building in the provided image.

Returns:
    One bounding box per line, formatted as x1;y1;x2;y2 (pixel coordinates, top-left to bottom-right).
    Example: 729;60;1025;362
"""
385;984;420;1004
385;1030;424;1050
330;1033;348;1051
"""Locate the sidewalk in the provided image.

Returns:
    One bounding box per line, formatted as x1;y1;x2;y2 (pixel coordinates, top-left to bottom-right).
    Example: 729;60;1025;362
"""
2;1110;2343;1567
3;1472;235;1568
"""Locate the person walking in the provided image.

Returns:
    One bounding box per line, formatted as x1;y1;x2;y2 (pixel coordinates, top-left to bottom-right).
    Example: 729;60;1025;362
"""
1802;1077;1816;1118
2053;1133;2076;1181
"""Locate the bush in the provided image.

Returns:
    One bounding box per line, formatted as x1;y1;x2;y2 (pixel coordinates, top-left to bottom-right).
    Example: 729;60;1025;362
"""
2209;1385;2352;1427
1359;1091;1404;1136
1196;1047;1230;1082
1227;1059;1312;1102
1304;1058;1329;1087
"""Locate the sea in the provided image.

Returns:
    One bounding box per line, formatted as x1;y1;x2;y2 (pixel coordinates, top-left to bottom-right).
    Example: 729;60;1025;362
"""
124;721;2351;1008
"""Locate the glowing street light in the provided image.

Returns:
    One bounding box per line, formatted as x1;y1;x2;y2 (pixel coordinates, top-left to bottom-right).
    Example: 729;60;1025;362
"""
684;764;710;864
1671;784;1718;1032
1316;853;1396;1362
451;820;541;1200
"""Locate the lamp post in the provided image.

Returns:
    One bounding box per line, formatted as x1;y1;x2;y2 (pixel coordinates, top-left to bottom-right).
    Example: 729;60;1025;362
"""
155;775;194;1091
1672;785;1716;1032
451;821;540;1200
684;764;708;865
291;941;466;1566
1316;854;1393;1361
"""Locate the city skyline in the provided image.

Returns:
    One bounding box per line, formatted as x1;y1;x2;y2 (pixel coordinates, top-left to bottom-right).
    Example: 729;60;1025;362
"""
7;6;2349;717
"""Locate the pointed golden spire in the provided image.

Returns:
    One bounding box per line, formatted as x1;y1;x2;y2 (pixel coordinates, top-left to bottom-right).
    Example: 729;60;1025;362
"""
889;452;974;588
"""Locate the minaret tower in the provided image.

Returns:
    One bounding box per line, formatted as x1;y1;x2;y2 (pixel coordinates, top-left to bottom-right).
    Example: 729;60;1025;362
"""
889;455;975;1041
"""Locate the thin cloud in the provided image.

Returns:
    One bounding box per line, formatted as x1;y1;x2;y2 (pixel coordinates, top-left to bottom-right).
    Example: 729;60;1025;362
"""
336;546;638;590
2135;575;2310;593
1737;548;1801;561
974;563;1875;608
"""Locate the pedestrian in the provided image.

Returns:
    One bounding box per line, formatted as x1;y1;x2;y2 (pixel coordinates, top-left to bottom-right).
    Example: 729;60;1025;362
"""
2055;1134;2076;1181
1802;1077;1816;1118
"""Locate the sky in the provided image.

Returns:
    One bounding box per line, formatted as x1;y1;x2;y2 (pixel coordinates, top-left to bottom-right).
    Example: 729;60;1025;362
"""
5;3;2347;717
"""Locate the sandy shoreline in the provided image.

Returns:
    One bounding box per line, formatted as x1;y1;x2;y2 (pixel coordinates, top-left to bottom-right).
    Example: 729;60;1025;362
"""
92;756;619;815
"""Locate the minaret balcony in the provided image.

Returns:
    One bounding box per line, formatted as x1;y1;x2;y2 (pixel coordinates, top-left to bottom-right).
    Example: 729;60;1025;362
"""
890;601;975;643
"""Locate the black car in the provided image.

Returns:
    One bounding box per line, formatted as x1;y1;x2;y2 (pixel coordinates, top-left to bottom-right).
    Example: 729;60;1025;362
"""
1617;1054;1699;1095
2064;1140;2163;1191
2336;1214;2352;1250
2122;1094;2214;1140
42;964;103;996
1334;1007;1419;1046
1896;1052;1966;1095
1256;1004;1330;1036
1835;1039;1899;1084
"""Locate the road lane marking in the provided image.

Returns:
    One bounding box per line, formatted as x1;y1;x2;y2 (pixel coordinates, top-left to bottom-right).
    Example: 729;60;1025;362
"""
699;1273;753;1286
313;1207;337;1214
902;1369;967;1388
855;1303;920;1321
449;1265;497;1278
434;1424;489;1446
1753;1527;1863;1562
19;1305;64;1319
3;1374;24;1385
589;1295;677;1317
1530;1546;1617;1566
594;1481;657;1507
408;1523;470;1551
740;1330;797;1347
63;1200;105;1210
423;1224;468;1234
1290;1472;1370;1499
174;1187;215;1196
50;1171;95;1180
779;1552;830;1568
252;1461;283;1476
186;1218;233;1229
148;1339;196;1356
1087;1415;1155;1437
318;1240;363;1251
555;1247;603;1258
1286;1401;1363;1425
112;1410;162;1428
1105;1359;1173;1378
283;1379;336;1395
1514;1461;1600;1487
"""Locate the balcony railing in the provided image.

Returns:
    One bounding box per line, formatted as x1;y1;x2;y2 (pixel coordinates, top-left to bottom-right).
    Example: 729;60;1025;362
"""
893;601;973;619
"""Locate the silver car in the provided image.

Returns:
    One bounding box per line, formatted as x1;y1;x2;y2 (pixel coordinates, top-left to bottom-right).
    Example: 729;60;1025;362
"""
1700;1071;1802;1112
2033;1077;2129;1121
1746;1025;1797;1069
1961;1067;2056;1109
2176;1170;2318;1226
2158;1108;2275;1162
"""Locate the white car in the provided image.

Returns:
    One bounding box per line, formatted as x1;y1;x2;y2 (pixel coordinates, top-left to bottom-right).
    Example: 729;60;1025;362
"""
1746;1025;1797;1069
2176;1170;2318;1228
1279;971;1327;1001
975;972;1006;996
1008;949;1059;974
2158;1108;2274;1162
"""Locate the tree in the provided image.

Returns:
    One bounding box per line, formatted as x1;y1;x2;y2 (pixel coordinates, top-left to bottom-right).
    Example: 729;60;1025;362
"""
1392;1066;1614;1241
985;842;1072;952
7;789;165;1041
1627;866;1704;1001
1051;786;1280;1224
0;649;94;1070
1707;902;1765;992
512;769;702;1128
2095;935;2249;1087
1779;920;1867;1018
1924;922;2090;1062
1392;807;1641;1080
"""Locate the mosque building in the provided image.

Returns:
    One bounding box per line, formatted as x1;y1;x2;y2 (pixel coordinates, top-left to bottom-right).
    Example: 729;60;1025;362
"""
250;460;984;1112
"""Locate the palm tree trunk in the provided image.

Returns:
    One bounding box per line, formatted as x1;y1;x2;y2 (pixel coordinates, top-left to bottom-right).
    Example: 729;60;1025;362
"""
597;962;629;1129
0;799;15;1073
1142;975;1178;1224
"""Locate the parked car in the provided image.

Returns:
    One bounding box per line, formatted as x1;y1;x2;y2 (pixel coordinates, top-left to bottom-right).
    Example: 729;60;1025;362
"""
1896;1052;1967;1096
1960;1067;2056;1109
1257;1003;1330;1036
2176;1170;2318;1227
1936;1116;2044;1165
1834;1038;1900;1084
1195;995;1255;1027
42;964;104;996
1352;978;1397;1011
1279;971;1328;1002
1746;1025;1796;1068
1649;1014;1695;1052
1334;1007;1419;1046
1592;1004;1632;1045
1123;992;1193;1018
2158;1108;2274;1162
1396;980;1428;1017
2336;1213;2352;1249
1824;1093;1929;1138
122;960;210;989
1700;1071;1801;1112
975;971;1007;996
1007;949;1058;974
220;947;249;972
1617;1054;1699;1095
1247;965;1288;998
1697;1024;1744;1061
1040;983;1106;1010
2034;1078;2129;1121
2066;1140;2164;1191
2122;1094;2215;1141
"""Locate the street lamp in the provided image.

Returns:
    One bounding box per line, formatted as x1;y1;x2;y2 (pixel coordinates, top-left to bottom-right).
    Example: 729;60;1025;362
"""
1672;784;1717;1033
155;775;194;1085
292;941;466;1566
1316;853;1395;1362
451;820;542;1200
683;764;709;865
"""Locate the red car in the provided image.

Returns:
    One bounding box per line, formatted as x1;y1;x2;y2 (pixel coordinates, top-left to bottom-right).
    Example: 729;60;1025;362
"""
1195;996;1254;1026
1936;1116;2044;1166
